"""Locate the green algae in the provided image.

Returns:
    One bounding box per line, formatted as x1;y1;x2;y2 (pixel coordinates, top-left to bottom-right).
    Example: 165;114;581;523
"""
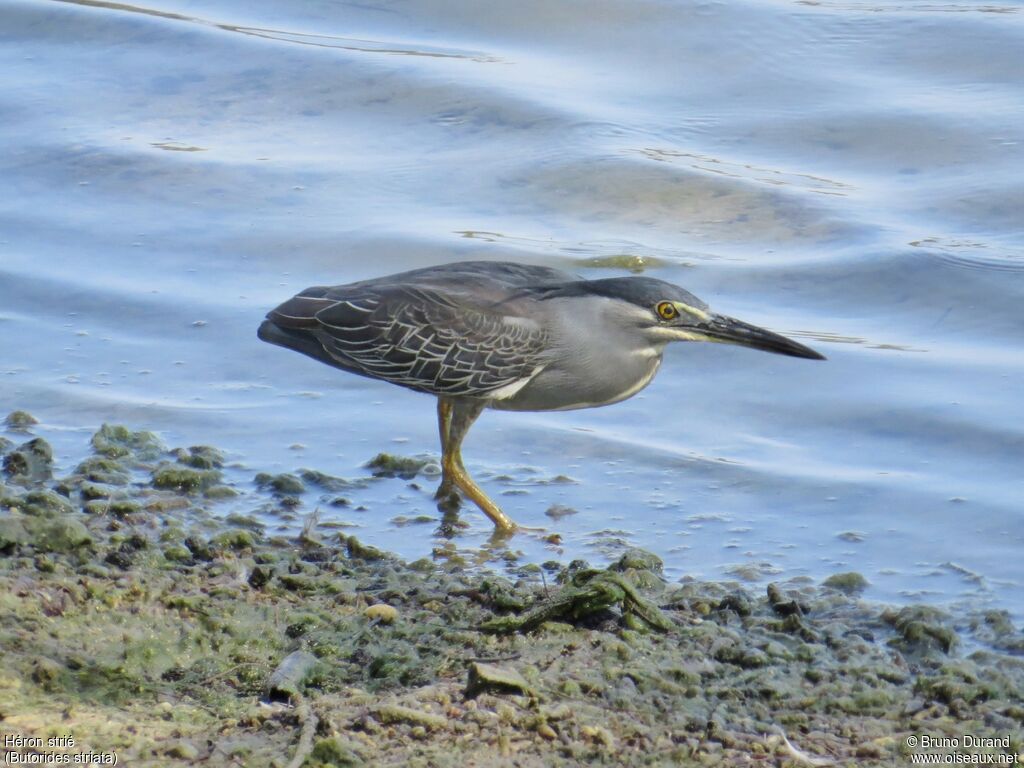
28;516;92;553
209;529;256;551
83;498;141;517
5;410;39;429
3;437;54;486
365;452;430;479
73;456;131;486
162;544;192;563
344;534;387;561
0;517;30;552
176;445;225;469
883;605;959;655
307;737;364;767
466;662;534;698
152;463;222;493
577;254;669;272
204;484;238;500
823;571;870;594
90;423;165;461
254;471;306;495
299;468;364;491
5;488;75;518
480;557;674;634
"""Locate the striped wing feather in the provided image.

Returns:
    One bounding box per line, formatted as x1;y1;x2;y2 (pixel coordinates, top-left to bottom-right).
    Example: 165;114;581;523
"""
310;286;548;397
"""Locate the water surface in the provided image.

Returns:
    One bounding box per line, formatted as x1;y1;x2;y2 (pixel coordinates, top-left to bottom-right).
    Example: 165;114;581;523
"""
2;0;1022;617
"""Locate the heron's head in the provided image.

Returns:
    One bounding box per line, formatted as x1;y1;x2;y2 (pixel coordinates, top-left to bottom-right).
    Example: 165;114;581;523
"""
577;277;825;360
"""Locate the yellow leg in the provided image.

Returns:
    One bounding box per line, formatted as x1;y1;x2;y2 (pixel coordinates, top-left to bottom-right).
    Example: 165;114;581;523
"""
433;397;517;532
434;399;456;501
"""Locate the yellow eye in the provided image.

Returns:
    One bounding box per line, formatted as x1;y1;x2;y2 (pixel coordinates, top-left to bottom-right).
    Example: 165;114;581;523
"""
656;301;677;321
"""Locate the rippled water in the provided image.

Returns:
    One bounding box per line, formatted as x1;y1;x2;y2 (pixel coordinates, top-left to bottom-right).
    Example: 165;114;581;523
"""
3;0;1022;617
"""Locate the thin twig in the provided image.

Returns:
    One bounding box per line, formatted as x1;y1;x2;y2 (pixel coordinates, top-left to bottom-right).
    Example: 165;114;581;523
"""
771;725;834;766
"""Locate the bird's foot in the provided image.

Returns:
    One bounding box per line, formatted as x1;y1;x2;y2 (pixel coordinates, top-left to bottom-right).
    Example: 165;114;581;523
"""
434;476;457;502
434;483;461;514
434;504;470;539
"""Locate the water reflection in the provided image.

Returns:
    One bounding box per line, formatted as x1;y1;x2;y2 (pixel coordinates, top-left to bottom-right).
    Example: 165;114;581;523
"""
910;237;1024;272
635;148;854;197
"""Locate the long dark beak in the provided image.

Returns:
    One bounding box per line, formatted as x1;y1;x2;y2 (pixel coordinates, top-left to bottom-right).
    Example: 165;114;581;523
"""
694;314;826;360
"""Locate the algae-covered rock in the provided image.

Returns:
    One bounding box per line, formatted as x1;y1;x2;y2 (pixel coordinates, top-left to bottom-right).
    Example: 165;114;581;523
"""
152;463;221;493
105;549;134;570
80;482;113;500
266;650;320;702
914;663;996;705
823;571;870;595
254;472;306;495
162;545;192;563
5;410;39;429
610;548;666;592
968;610;1024;653
344;535;386;561
74;456;131;486
83;498;142;518
224;513;264;532
482;563;674;634
91;423;165;461
177;445;224;469
3;437;54;486
184;535;214;561
767;582;806;616
883;606;958;654
713;644;769;669
479;577;527;612
21;489;74;517
376;704;448;729
204;485;238;500
466;662;533;698
165;741;200;760
365;453;429;479
612;548;664;574
307;737;364;767
364;604;399;624
718;591;753;617
299;468;363;492
0;517;30;553
29;516;92;552
210;529;256;551
545;504;579;519
30;657;64;689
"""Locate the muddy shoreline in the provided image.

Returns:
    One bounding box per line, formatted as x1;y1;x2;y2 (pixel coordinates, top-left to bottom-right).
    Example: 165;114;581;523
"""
1;415;1021;766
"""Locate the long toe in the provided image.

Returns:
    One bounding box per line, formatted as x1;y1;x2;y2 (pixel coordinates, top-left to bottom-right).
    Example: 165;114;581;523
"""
451;465;516;531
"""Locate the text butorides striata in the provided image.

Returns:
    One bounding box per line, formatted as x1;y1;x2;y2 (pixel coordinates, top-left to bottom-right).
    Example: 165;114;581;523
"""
259;261;824;531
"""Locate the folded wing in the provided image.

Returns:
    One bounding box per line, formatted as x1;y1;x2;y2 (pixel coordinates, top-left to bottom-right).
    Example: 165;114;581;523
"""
260;284;549;399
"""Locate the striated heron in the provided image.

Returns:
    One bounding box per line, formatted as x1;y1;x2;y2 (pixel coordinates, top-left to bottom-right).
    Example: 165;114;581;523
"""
258;261;824;531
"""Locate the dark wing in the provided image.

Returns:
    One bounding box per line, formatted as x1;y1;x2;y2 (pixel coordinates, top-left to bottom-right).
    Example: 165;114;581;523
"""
261;284;549;398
